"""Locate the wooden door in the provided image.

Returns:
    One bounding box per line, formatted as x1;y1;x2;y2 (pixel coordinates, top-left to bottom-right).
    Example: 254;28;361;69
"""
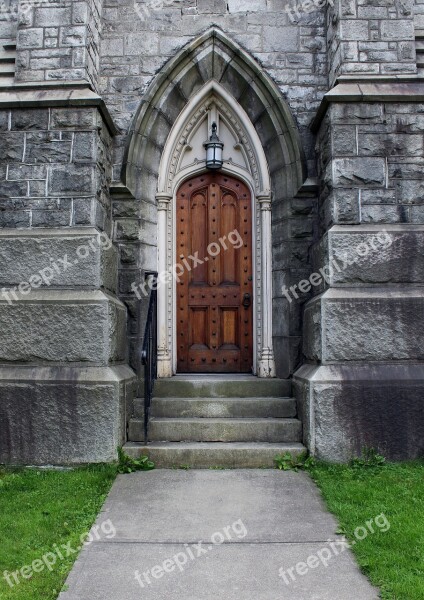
177;173;253;373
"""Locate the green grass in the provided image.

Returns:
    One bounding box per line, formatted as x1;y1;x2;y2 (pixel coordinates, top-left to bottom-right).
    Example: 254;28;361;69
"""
0;465;117;600
309;460;424;600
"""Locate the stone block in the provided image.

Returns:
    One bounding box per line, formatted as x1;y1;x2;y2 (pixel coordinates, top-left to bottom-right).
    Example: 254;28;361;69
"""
101;37;124;56
59;25;87;47
10;109;49;131
340;20;369;41
329;189;360;224
315;225;424;285
409;206;424;223
125;33;159;55
17;29;44;49
50;108;97;129
7;164;47;181
114;219;140;241
197;0;227;13
303;288;424;362
380;19;414;40
32;209;71;228
49;165;94;195
34;7;72;27
294;363;424;461
25;133;72;164
396;179;424;203
0;290;126;365
0;111;9;132
0;228;118;292
262;26;299;52
0;211;30;228
73;132;96;162
332;157;386;186
0;133;25;162
361;205;403;223
228;0;267;11
0;180;28;197
332;126;356;155
73;1;89;24
358;133;423;157
330;103;384;125
0;365;136;465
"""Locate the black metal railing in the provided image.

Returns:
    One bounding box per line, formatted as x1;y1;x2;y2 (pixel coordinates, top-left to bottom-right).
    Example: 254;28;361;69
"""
141;271;158;440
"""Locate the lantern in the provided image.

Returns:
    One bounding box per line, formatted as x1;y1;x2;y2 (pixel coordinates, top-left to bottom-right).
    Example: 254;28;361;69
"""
204;122;224;170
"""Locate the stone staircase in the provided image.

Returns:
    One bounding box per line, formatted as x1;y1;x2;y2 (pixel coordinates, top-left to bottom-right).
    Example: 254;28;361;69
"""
0;43;16;86
125;375;305;468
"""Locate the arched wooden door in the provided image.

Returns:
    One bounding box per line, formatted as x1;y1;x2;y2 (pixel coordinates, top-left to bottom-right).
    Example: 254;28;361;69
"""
176;173;253;373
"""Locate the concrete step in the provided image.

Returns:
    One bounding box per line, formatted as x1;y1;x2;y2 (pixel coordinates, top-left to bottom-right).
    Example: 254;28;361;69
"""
0;76;14;87
151;397;297;418
148;417;302;443
128;418;145;443
124;441;306;468
154;376;291;398
0;64;14;76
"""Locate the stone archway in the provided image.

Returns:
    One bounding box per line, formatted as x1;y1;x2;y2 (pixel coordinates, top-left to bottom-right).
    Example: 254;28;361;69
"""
155;82;275;377
122;27;307;379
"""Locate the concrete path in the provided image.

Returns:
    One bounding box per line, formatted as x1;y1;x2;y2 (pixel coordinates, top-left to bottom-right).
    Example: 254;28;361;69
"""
59;470;379;600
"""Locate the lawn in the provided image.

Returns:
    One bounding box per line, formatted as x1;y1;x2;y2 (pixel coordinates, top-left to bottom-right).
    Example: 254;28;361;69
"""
0;465;116;600
1;459;423;600
309;460;424;600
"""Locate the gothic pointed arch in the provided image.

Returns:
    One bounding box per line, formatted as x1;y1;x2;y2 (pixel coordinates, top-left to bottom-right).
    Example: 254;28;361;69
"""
122;27;306;200
121;27;308;379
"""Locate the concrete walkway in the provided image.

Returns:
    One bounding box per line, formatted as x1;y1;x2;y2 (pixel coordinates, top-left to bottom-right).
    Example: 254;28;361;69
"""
59;470;379;600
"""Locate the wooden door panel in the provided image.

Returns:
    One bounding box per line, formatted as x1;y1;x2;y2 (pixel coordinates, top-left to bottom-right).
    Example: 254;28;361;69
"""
220;307;239;348
177;173;253;373
190;308;209;348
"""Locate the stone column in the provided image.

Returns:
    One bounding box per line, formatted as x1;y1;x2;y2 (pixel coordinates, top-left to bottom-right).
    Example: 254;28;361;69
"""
294;84;424;462
257;194;276;378
156;193;173;378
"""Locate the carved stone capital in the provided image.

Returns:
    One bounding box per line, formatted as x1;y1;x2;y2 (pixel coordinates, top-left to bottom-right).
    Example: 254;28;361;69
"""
257;194;272;212
156;193;172;211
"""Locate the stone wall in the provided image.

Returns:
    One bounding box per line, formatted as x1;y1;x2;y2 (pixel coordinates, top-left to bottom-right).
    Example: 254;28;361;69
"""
100;0;324;379
0;0;18;47
100;0;327;180
1;0;424;463
15;0;102;88
316;99;424;230
0;92;137;464
294;80;424;460
326;0;416;84
0;104;111;230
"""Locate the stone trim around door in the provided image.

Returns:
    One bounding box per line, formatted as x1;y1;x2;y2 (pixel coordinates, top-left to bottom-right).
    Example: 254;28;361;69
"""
155;83;276;378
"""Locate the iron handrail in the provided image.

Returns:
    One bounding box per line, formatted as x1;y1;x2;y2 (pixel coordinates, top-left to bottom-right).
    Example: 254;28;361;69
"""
141;271;158;440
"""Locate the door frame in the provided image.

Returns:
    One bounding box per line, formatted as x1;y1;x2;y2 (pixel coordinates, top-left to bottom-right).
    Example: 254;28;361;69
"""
175;171;255;374
155;82;276;378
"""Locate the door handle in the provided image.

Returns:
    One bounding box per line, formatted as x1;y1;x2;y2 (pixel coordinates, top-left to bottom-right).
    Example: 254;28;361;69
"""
243;293;252;308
